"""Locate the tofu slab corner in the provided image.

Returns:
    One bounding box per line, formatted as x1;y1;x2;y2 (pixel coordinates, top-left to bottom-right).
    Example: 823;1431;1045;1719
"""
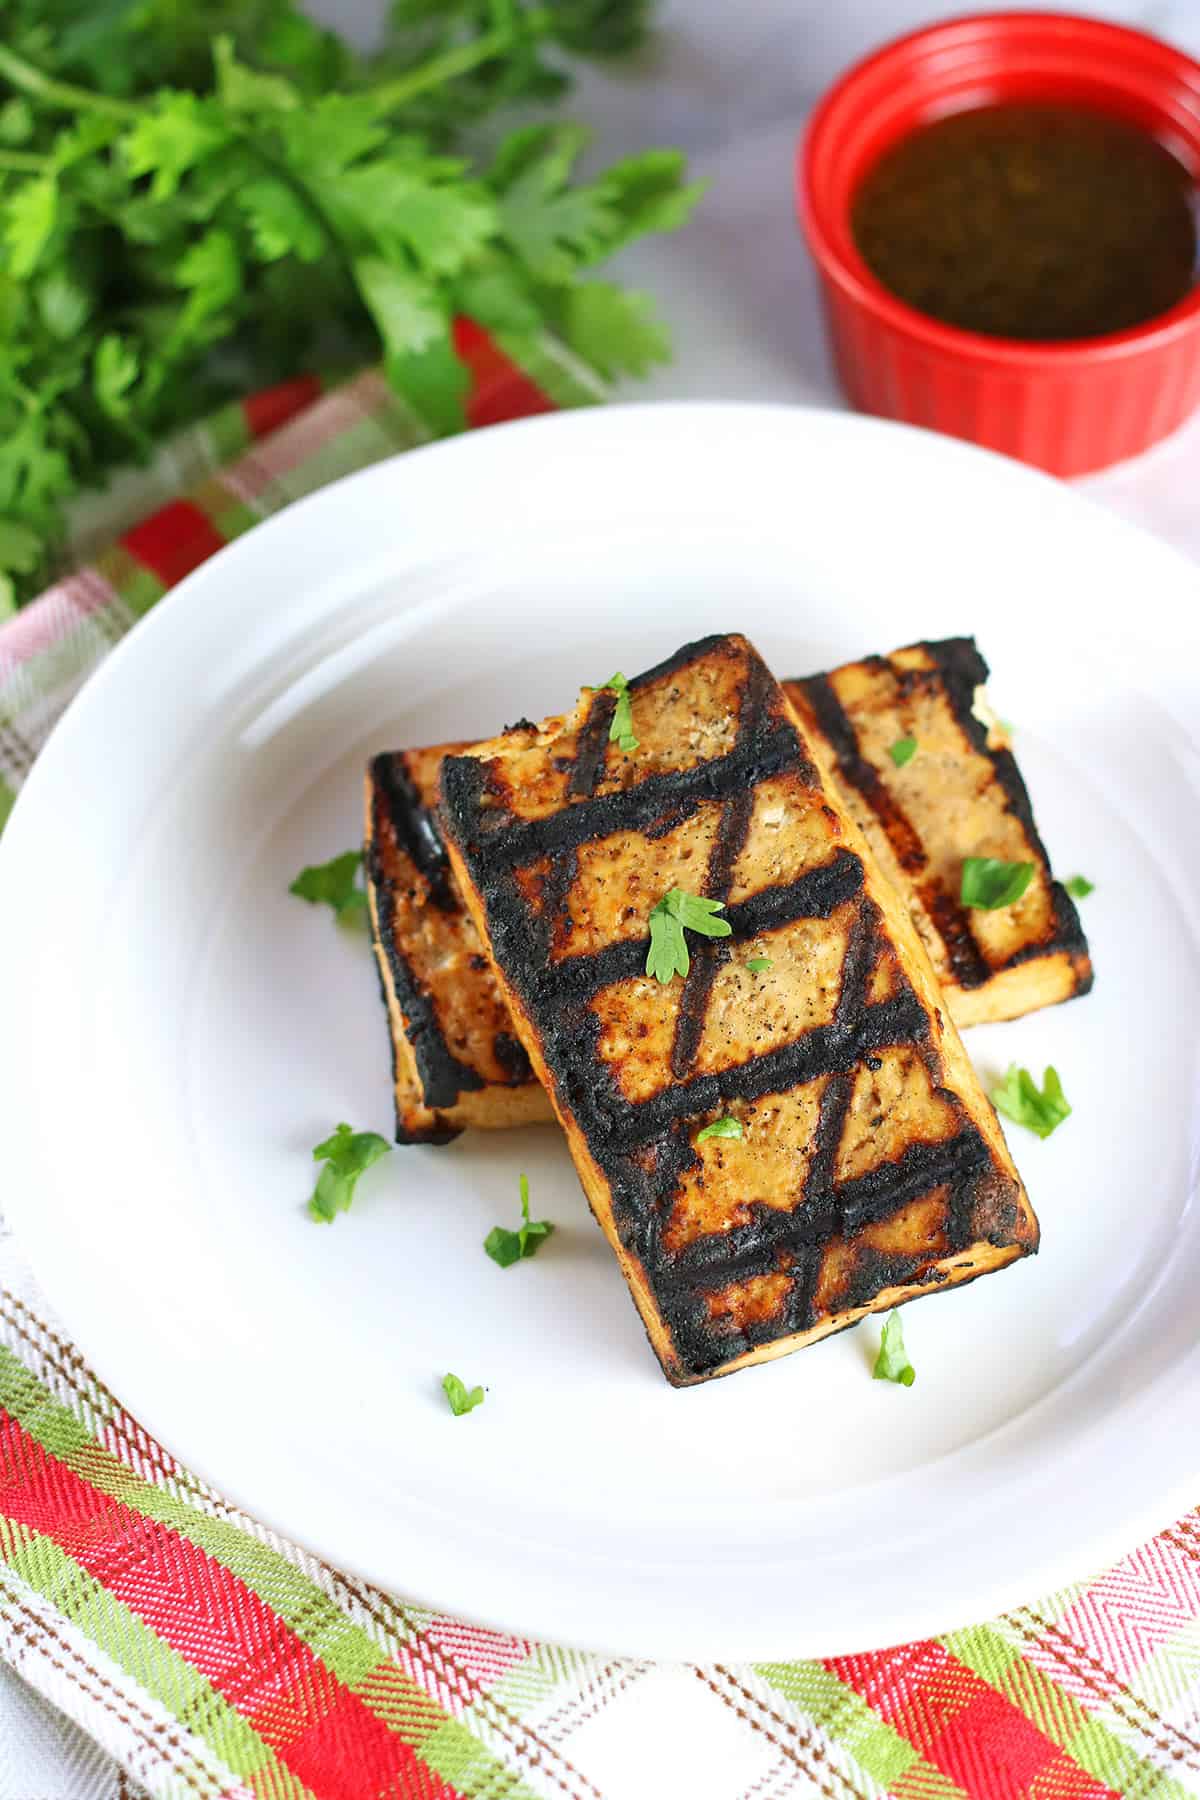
786;637;1092;1027
364;748;551;1141
438;633;1039;1385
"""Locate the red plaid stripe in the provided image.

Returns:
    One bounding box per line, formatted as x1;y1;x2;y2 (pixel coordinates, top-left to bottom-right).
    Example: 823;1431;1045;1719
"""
827;1647;1120;1800
0;1415;464;1800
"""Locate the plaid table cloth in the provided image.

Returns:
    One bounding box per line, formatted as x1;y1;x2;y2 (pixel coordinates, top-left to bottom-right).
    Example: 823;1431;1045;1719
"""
1;331;1199;1800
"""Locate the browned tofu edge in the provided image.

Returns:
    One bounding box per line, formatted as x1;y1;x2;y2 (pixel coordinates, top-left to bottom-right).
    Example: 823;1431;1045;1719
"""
787;638;1093;1027
364;753;551;1141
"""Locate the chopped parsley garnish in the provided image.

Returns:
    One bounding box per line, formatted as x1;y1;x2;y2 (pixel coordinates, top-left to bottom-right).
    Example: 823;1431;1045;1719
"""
746;957;772;973
307;1122;391;1223
960;857;1035;911
484;1173;554;1267
601;671;638;753
889;736;918;768
991;1065;1071;1140
646;888;732;982
290;850;367;927
873;1311;915;1386
1065;875;1095;899
442;1373;485;1416
696;1116;743;1143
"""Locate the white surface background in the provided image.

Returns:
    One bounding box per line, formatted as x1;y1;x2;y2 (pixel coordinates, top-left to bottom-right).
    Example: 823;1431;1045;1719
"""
8;1;1200;1791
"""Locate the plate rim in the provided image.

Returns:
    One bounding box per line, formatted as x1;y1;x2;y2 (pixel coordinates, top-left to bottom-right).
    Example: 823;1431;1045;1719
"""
3;400;1200;1659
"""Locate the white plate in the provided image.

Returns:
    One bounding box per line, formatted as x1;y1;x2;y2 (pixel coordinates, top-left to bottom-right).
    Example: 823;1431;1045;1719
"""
3;404;1199;1661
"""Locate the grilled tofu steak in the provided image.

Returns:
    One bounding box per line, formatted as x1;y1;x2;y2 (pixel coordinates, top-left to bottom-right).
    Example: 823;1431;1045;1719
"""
786;639;1092;1027
439;633;1038;1385
364;748;552;1141
369;639;1091;1141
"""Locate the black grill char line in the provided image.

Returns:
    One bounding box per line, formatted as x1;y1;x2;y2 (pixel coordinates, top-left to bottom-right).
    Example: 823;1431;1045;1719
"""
440;634;1020;1377
366;754;485;1135
792;636;1092;991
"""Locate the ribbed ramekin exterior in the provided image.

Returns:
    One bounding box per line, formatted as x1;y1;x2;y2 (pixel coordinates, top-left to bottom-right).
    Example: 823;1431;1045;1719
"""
801;14;1200;476
818;272;1200;475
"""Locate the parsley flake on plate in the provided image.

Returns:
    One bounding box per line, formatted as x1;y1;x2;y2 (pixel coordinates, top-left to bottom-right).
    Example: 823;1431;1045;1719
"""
484;1173;554;1268
873;1311;915;1386
646;888;732;982
601;671;638;753
442;1373;485;1416
960;857;1035;911
290;850;367;926
746;956;772;973
888;736;918;768
307;1122;391;1223
991;1065;1071;1140
696;1117;742;1143
1065;875;1095;899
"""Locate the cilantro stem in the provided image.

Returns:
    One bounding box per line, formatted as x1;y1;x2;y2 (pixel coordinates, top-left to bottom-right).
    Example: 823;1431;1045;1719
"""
0;148;49;173
368;9;554;114
0;43;141;120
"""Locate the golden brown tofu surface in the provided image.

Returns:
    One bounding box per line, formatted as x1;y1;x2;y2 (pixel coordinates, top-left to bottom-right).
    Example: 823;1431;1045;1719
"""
366;637;1092;1142
364;748;551;1141
786;638;1092;1026
439;633;1038;1384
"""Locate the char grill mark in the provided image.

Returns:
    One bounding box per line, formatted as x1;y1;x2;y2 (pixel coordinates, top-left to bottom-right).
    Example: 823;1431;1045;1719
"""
796;667;996;991
441;756;917;1152
365;754;484;1132
458;718;804;872
373;750;460;915
439;633;1036;1382
669;656;773;1079
796;637;1091;991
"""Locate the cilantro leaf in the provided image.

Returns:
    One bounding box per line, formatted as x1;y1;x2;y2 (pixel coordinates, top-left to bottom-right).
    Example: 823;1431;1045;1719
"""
645;887;732;983
442;1372;485;1416
0;11;697;610
601;149;707;240
696;1116;742;1143
873;1311;915;1386
385;329;470;435
212;36;301;115
94;334;139;421
889;736;918;768
353;254;445;358
5;175;58;278
307;1121;391;1222
562;283;670;380
484;1172;554;1267
601;670;638;752
38;268;90;340
0;518;45;580
1065;875;1094;899
237;180;324;264
746;957;772;973
276;94;388;181
290;849;368;926
991;1065;1071;1140
123;94;229;199
493;124;616;280
0;99;34;147
173;226;241;337
334;160;497;279
960;857;1035;910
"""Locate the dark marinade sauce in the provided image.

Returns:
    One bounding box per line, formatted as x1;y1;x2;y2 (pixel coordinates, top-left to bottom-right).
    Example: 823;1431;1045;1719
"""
851;102;1198;341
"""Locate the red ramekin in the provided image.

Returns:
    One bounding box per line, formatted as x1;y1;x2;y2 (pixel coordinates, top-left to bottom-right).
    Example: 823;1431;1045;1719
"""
798;12;1200;475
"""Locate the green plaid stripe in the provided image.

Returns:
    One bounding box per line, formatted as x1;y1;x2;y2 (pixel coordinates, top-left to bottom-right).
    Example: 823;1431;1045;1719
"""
0;1519;309;1798
0;1346;547;1800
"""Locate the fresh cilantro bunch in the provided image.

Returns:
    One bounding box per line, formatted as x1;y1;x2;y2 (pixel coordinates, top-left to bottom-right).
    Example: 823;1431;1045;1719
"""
0;0;698;610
